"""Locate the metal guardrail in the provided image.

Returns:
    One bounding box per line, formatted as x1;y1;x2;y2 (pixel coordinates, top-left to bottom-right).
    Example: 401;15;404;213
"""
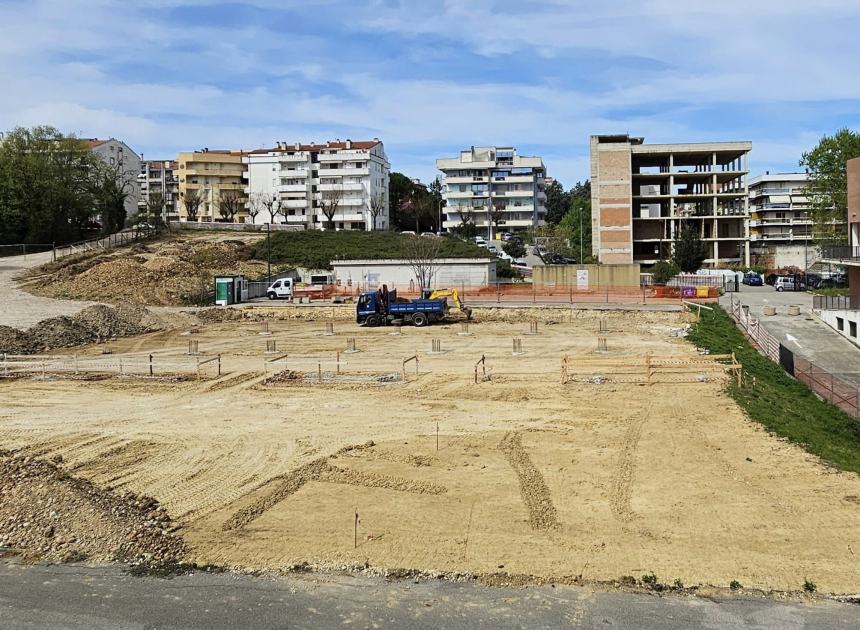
813;295;860;311
821;246;860;261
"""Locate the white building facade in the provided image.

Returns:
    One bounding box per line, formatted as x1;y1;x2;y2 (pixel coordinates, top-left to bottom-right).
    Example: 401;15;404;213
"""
748;172;819;268
83;138;142;219
331;258;497;289
437;146;547;235
244;139;390;231
138;159;179;223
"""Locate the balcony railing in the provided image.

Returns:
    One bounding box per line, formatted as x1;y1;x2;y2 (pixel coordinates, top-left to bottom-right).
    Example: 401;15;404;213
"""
821;246;860;261
813;295;860;311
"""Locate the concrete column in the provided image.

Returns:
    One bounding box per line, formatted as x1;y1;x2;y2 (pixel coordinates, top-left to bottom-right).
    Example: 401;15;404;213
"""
713;238;719;265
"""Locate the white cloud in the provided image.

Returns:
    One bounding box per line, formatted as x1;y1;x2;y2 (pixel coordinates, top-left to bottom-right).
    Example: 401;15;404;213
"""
1;0;859;185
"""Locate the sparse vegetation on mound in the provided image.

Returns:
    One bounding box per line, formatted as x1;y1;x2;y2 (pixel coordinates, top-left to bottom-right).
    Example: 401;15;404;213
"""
257;231;492;270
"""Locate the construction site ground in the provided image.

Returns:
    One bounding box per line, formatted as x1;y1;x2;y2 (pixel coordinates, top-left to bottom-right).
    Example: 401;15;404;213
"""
2;308;859;595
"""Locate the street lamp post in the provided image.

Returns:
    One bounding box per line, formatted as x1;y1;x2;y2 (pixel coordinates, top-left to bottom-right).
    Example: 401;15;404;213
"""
266;222;271;284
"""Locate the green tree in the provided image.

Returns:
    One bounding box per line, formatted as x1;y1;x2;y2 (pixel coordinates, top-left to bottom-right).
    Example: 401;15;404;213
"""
558;197;592;262
451;209;478;239
651;259;680;284
502;238;525;259
672;222;707;272
388;172;415;231
0;126;101;245
799;128;860;247
428;177;444;232
544;179;569;225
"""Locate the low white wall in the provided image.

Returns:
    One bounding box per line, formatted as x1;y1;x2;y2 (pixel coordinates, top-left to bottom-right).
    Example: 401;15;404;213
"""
332;258;496;288
818;309;860;348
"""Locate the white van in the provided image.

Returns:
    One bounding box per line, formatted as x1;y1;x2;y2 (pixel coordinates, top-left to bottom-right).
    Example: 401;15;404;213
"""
266;278;294;300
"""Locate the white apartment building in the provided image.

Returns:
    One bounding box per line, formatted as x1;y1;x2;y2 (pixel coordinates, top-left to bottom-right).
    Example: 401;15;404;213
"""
748;172;818;268
244;139;390;231
436;146;547;235
82;138;141;219
138;159;179;223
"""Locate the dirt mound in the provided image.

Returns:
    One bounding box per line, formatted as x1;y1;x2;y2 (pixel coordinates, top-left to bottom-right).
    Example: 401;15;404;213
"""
73;304;162;340
26;236;267;306
0;450;186;566
0;326;39;355
28;316;96;349
6;305;165;354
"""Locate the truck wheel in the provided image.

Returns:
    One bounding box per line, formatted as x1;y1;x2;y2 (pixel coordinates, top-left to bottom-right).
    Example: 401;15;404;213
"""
365;314;381;327
412;312;428;327
267;292;276;300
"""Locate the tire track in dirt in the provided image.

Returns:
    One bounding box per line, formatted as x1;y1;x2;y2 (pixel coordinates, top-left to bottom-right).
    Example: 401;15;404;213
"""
202;371;261;392
499;431;559;531
320;465;447;495
609;411;647;524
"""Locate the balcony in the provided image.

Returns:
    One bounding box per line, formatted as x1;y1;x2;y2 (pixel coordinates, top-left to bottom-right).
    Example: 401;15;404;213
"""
279;154;309;163
318;182;363;192
283;200;307;209
318;151;367;162
280;168;309;178
444;175;488;184
278;184;307;193
317;167;369;177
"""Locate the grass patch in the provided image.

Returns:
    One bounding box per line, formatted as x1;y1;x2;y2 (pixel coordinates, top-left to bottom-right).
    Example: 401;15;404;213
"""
687;305;860;474
254;231;492;270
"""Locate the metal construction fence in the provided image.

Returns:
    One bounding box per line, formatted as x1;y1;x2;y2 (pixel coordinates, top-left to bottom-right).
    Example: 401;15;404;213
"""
792;355;860;419
0;228;155;263
324;282;720;306
0;353;221;379
728;295;860;418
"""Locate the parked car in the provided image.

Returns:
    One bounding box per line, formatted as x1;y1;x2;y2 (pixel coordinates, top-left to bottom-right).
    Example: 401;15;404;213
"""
486;244;498;254
511;259;530;269
497;251;514;262
401;230;417;236
501;232;513;241
474;237;487;246
420;231;439;237
773;276;805;292
742;272;764;286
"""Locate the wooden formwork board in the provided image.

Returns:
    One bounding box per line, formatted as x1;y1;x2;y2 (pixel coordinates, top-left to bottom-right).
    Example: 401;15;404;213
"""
561;353;741;386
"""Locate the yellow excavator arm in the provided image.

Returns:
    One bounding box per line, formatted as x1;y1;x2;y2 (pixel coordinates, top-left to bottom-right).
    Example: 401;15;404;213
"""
427;288;472;320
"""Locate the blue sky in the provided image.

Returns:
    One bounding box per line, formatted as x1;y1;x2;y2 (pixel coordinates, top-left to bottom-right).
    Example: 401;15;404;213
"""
2;0;860;187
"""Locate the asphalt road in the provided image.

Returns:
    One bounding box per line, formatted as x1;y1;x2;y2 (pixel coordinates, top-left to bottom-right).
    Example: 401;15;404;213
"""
1;561;858;629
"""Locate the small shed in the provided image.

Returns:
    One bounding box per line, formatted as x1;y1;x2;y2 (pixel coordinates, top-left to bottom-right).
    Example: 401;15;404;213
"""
214;275;249;306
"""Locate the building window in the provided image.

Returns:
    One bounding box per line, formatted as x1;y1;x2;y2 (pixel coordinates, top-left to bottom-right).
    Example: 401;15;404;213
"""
837;317;844;331
850;321;858;338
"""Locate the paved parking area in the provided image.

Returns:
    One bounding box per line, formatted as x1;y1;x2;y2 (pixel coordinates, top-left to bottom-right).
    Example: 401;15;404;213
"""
721;286;860;389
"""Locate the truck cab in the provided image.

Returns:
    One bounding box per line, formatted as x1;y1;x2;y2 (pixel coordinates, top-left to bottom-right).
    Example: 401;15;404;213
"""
266;278;294;300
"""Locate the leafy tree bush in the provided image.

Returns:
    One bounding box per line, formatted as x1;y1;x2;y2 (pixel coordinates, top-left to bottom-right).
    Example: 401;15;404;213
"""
502;238;525;259
672;222;707;273
651;260;680;284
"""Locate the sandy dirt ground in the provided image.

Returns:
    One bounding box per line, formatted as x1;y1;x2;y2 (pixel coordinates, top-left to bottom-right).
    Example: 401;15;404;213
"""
1;310;859;593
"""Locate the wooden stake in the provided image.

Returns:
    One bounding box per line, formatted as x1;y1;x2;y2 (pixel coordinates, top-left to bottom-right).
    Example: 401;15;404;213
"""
354;508;359;549
436;422;439;451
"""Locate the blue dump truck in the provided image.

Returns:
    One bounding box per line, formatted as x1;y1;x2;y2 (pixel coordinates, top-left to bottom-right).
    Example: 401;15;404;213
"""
356;285;471;327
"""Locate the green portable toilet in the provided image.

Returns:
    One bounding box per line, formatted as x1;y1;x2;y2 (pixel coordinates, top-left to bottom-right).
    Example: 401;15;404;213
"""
214;276;235;306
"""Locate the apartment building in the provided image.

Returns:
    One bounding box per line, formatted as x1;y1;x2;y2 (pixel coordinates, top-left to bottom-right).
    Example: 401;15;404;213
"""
436;146;547;235
244;139;389;230
590;135;751;267
81;138;141;219
138;160;179;223
176;150;247;222
748;172;817;268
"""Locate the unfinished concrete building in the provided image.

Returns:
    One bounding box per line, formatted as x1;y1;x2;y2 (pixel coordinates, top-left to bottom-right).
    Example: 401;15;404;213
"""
590;135;752;267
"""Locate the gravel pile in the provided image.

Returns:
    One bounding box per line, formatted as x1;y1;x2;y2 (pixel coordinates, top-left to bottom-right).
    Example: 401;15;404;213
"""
0;326;38;355
0;450;187;567
0;305;164;355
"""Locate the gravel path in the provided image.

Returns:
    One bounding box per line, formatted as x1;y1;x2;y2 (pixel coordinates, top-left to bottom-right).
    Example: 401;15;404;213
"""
0;252;96;330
